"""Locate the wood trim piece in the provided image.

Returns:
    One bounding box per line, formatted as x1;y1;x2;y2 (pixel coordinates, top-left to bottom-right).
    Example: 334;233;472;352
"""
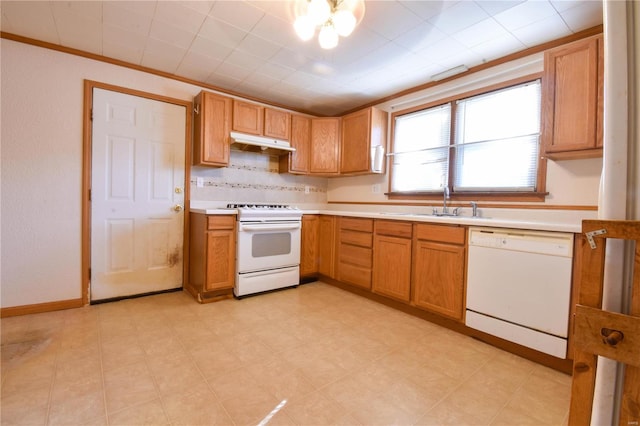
1;32;319;117
82;80;193;306
327;200;598;211
341;25;603;116
320;276;572;374
1;299;83;318
387;192;548;203
1;26;603;117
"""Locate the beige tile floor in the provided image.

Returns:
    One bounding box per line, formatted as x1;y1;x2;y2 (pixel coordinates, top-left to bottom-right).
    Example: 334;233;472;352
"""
1;281;571;426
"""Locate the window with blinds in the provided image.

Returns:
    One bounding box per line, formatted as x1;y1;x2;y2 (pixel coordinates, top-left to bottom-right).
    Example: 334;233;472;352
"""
454;80;541;192
389;79;542;195
391;104;450;192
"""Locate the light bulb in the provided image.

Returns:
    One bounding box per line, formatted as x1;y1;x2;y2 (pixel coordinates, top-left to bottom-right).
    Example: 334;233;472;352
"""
332;10;356;37
294;15;315;41
318;24;338;49
307;0;331;26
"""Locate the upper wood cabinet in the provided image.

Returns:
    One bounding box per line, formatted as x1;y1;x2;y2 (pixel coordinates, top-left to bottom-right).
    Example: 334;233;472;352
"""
310;117;341;175
232;100;263;135
232;100;291;140
193;91;232;167
411;223;467;321
300;215;319;277
264;108;291;140
340;107;388;175
541;35;603;160
279;114;311;174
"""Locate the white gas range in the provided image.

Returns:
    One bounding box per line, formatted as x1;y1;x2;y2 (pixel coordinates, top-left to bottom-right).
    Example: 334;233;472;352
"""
228;204;302;297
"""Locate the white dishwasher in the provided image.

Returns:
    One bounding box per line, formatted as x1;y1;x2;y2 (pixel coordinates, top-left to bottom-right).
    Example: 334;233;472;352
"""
466;227;574;358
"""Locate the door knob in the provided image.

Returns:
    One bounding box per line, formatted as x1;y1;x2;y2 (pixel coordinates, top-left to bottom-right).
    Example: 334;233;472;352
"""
173;204;184;212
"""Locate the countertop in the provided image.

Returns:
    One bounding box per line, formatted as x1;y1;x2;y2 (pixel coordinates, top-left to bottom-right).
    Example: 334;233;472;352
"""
189;205;590;233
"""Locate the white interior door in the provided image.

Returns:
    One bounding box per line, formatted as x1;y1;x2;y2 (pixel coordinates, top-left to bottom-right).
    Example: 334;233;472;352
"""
91;88;186;301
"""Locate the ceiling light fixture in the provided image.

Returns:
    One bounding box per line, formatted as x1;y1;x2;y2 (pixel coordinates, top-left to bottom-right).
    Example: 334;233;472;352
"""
293;0;365;50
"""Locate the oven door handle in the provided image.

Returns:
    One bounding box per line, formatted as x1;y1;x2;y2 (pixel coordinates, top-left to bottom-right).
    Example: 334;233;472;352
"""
239;223;301;232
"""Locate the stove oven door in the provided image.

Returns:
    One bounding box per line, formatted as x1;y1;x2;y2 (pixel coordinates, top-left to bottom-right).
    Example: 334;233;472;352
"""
237;221;301;274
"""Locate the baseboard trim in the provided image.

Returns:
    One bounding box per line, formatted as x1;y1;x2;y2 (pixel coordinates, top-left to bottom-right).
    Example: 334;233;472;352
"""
319;276;573;375
1;298;84;318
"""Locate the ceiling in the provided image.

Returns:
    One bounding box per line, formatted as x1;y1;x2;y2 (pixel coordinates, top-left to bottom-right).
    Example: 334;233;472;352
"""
1;0;603;116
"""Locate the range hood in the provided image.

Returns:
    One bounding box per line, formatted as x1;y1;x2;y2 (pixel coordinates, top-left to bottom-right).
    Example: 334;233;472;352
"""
230;131;295;155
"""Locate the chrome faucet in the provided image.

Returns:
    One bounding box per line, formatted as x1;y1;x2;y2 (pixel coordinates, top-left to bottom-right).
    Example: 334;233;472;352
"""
470;201;478;217
442;187;449;214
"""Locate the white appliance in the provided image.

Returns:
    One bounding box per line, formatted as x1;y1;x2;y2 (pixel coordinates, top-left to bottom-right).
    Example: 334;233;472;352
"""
231;204;302;297
465;227;574;358
230;131;296;154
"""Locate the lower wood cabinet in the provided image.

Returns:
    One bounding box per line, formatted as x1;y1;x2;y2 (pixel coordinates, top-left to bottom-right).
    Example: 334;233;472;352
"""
411;223;467;321
318;215;337;278
187;213;236;302
372;220;412;302
337;217;373;289
300;215;319;277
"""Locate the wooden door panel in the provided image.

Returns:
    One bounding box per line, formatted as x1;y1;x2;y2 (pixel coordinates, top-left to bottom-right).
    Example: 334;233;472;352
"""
568;220;640;426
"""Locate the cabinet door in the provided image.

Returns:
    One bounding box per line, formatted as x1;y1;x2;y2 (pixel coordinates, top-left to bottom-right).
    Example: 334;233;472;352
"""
300;215;319;276
287;114;311;173
412;240;465;321
341;108;370;174
193;92;231;166
372;234;411;302
264;108;291;140
340;107;387;175
205;229;235;291
318;216;336;278
232;100;263;135
542;35;601;159
310;118;340;175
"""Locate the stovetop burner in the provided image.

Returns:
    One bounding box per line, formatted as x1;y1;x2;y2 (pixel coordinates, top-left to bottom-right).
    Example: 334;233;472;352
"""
227;203;293;209
229;203;302;221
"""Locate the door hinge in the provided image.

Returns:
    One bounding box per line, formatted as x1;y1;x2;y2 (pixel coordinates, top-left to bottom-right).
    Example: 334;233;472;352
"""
90;108;93;121
88;268;91;280
88;189;91;201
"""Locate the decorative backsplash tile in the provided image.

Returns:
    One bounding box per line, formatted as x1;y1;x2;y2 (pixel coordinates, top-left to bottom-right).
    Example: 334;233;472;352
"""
190;151;328;205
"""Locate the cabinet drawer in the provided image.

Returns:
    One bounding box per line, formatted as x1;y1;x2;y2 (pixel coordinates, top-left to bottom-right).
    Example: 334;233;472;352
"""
207;215;236;230
375;220;412;238
340;230;372;247
339;263;372;289
414;223;465;245
340;217;373;232
339;244;372;268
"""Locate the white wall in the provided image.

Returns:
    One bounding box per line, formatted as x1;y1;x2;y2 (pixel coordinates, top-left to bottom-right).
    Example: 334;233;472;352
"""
0;40;194;308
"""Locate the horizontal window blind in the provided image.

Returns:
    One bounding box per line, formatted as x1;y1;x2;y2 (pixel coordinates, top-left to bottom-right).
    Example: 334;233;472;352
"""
391;104;450;192
454;80;541;192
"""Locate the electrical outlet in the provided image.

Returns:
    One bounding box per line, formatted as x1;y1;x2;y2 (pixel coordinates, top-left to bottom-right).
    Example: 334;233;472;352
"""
196;177;204;188
372;184;381;194
304;185;310;194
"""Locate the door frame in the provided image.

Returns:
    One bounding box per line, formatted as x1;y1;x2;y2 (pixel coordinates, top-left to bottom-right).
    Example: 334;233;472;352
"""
82;80;193;305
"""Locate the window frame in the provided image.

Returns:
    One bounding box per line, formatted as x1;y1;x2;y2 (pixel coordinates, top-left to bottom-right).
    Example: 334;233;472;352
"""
387;73;547;202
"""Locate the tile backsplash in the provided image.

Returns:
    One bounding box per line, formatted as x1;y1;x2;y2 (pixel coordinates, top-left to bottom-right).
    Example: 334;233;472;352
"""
190;150;328;205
